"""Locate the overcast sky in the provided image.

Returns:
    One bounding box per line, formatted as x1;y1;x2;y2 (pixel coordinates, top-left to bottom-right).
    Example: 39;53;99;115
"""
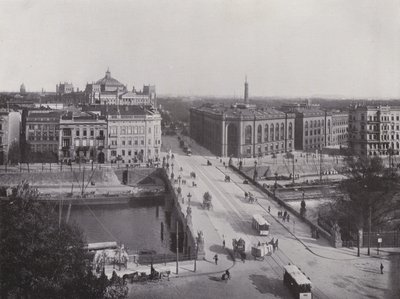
0;0;399;98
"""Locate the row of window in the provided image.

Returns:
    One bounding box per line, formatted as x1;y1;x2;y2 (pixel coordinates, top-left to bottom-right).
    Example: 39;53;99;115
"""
110;148;159;157
28;124;59;130
245;142;291;155
245;123;293;145
304;119;330;129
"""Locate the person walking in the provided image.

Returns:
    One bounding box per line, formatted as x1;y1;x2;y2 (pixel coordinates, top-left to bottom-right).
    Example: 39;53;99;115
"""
380;263;384;274
287;214;290;222
223;239;226;249
275;239;279;250
214;254;218;265
268;206;271;213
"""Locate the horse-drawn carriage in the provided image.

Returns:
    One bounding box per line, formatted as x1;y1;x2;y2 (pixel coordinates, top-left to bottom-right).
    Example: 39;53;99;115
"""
244;192;257;204
207;160;212;166
190;171;196;179
201;192;213;210
224;175;231;182
232;238;246;261
201;197;213;210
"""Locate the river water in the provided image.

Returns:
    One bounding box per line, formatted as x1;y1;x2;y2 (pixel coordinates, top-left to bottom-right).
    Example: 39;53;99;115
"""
69;200;173;255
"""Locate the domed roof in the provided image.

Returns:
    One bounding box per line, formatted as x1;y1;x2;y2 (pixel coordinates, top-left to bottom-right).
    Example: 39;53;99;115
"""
95;69;125;86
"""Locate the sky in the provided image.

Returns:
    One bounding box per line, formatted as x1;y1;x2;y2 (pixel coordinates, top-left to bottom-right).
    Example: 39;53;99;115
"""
0;0;399;98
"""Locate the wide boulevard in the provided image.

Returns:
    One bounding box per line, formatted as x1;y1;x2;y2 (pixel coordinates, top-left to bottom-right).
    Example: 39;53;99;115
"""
128;135;397;299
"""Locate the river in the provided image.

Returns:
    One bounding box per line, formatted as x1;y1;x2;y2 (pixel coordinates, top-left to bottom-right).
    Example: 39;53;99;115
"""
69;199;173;255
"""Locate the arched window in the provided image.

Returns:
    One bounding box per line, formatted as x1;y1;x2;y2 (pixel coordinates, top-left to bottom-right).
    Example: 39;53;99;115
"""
314;120;317;127
327;120;331;134
275;123;279;141
280;123;285;140
305;121;308;129
289;123;293;139
264;124;269;142
257;125;262;143
245;125;252;144
270;124;274;141
318;120;321;127
310;121;313;128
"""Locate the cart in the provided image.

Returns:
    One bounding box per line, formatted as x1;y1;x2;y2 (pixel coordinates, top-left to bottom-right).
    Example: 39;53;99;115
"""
251;243;273;260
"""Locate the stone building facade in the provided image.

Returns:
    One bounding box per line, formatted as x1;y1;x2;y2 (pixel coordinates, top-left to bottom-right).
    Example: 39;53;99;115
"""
293;109;333;151
84;105;162;164
26;110;61;155
190;103;295;158
331;111;349;147
349;105;400;157
58;111;107;163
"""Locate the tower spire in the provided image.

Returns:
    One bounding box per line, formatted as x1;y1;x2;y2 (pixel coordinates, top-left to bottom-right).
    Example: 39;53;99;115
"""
244;76;249;104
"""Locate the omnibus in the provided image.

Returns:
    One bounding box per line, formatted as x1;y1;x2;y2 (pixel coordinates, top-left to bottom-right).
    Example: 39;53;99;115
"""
252;214;270;235
283;264;312;298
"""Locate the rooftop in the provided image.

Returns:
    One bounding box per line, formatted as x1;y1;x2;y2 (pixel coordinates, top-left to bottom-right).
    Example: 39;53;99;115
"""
191;103;294;119
95;69;125;87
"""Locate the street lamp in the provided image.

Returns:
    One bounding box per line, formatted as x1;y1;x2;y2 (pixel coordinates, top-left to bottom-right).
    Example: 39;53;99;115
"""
274;172;278;196
253;161;258;181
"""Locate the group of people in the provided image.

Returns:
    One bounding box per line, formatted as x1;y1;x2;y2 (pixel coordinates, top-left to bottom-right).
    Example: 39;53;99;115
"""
278;210;290;222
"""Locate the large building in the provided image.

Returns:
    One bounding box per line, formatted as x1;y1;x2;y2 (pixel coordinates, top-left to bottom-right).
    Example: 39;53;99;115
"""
59;111;107;163
84;105;162;163
85;69;156;107
0;109;21;164
26;110;61;155
348;105;400;157
190;103;295;158
292;108;333;151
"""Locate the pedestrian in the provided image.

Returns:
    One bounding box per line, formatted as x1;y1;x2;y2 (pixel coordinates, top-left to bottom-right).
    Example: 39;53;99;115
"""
283;214;286;222
275;239;279;250
287;214;290;222
223;239;225;249
380;263;384;274
268;206;271;213
283;211;287;218
214;254;218;265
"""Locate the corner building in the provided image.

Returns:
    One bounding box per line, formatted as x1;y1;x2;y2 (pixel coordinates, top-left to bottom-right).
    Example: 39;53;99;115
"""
190;103;295;158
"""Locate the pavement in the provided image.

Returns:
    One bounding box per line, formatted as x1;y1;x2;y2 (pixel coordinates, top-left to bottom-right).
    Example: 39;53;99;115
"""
114;136;399;298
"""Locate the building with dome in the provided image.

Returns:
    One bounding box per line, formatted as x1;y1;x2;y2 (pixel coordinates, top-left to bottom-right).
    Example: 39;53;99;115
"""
20;83;26;94
85;69;156;107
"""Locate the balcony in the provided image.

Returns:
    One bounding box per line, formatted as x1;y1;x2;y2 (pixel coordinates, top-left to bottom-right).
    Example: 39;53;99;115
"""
96;135;105;140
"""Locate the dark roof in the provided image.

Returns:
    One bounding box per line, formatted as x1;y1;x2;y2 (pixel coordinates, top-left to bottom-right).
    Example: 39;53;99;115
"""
27;110;63;119
82;105;157;116
191;104;294;120
95;69;125;86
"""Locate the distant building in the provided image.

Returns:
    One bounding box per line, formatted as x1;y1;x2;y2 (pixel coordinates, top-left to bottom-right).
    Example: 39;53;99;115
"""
59;111;107;163
85;69;156;107
20;83;26;94
0;109;21;164
56;82;74;94
26;110;62;155
348;105;400;157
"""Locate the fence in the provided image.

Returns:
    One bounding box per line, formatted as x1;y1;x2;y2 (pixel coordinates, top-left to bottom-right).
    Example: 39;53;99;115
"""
362;231;400;248
133;252;196;265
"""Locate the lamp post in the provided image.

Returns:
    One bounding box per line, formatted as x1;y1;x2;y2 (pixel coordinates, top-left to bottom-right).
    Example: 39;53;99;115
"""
274;172;278;197
253;160;258;181
193;240;198;272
